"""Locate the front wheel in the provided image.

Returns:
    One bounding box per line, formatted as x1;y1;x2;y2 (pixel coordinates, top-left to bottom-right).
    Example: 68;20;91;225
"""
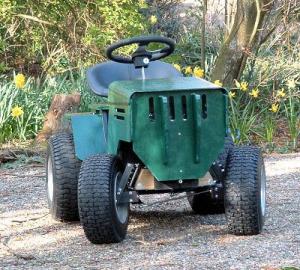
224;146;266;235
78;154;129;244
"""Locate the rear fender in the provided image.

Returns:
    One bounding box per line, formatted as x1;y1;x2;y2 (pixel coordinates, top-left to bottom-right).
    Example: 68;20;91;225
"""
71;114;107;160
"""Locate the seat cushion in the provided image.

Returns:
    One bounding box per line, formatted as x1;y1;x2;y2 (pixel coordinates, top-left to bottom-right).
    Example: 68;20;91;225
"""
86;61;183;96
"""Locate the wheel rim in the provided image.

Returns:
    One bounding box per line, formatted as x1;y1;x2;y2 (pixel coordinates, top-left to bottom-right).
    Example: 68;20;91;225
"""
260;163;266;217
114;172;128;224
47;157;54;203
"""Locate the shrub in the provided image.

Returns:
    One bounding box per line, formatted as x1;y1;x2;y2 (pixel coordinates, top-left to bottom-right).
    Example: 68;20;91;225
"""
0;0;146;75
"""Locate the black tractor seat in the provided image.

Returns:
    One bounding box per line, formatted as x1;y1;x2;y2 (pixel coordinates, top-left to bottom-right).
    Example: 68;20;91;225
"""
86;60;183;97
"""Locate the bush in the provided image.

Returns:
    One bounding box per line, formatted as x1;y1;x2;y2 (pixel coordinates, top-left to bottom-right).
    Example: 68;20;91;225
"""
0;0;146;75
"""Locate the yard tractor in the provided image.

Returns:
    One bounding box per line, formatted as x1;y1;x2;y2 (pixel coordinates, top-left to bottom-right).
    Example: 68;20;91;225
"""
46;36;266;244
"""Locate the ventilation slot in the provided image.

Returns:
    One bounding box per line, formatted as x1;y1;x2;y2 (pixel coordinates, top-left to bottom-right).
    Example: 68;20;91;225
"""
201;94;207;118
149;97;155;120
168;96;175;120
115;115;125;120
181;95;187;120
116;108;125;113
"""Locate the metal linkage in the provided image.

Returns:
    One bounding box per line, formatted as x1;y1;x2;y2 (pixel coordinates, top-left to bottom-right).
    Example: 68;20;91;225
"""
138;189;211;207
117;163;141;204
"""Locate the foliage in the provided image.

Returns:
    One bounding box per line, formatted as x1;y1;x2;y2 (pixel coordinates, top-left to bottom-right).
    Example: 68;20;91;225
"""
0;71;100;143
0;0;145;75
227;77;299;150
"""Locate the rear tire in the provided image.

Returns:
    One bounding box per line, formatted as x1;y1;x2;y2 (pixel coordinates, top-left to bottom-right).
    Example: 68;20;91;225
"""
78;154;129;244
46;133;81;221
188;136;233;215
216;135;234;170
188;190;224;215
224;146;266;235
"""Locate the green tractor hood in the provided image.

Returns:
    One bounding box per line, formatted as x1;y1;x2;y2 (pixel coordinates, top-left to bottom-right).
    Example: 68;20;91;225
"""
108;77;228;181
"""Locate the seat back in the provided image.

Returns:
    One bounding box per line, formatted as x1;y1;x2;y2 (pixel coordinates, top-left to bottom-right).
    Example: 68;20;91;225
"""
86;61;183;96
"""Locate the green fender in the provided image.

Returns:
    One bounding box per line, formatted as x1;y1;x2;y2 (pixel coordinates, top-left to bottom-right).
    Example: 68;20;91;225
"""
71;114;107;160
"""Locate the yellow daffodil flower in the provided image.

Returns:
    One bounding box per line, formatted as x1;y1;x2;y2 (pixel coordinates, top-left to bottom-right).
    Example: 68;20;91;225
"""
149;15;158;25
249;88;259;98
173;64;181;72
240;81;248;91
193;66;204;78
15;73;26;89
138;0;147;8
287;79;296;89
234;80;241;88
11;106;24;118
214;80;223;87
270;103;279;113
228;91;236;99
277;88;286;98
184;66;193;75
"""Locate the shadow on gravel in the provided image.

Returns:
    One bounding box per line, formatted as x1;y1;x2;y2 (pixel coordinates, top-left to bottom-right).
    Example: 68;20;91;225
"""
130;210;227;230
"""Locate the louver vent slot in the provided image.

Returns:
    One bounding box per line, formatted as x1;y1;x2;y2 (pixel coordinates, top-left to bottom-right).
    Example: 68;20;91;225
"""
181;95;187;120
201;94;207;119
168;96;175;120
149;97;155;120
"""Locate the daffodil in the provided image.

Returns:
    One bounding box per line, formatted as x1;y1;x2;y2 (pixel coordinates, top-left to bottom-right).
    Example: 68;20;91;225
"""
48;77;57;87
138;0;147;8
11;106;24;118
277;88;286;98
149;15;158;25
193;66;204;78
173;64;181;72
240;81;248;91
249;88;259;98
228;91;236;99
287;79;296;89
184;66;193;75
270;103;279;113
235;80;248;91
214;80;223;87
234;80;241;88
15;73;26;89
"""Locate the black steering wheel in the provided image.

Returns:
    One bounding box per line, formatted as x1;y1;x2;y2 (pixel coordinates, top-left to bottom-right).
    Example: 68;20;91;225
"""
106;35;175;68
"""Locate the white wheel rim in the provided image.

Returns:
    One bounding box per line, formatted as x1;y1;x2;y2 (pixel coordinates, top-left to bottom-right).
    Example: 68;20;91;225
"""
260;163;266;217
47;157;54;203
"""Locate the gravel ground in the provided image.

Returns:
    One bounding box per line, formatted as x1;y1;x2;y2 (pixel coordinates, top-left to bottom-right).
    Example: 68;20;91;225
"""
0;153;299;270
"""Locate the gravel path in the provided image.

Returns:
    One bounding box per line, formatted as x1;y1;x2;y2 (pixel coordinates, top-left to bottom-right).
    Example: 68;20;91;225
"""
0;153;300;270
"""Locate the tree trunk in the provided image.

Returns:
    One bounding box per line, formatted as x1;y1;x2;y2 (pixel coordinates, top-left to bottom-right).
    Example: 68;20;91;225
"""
36;93;81;142
211;0;271;87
